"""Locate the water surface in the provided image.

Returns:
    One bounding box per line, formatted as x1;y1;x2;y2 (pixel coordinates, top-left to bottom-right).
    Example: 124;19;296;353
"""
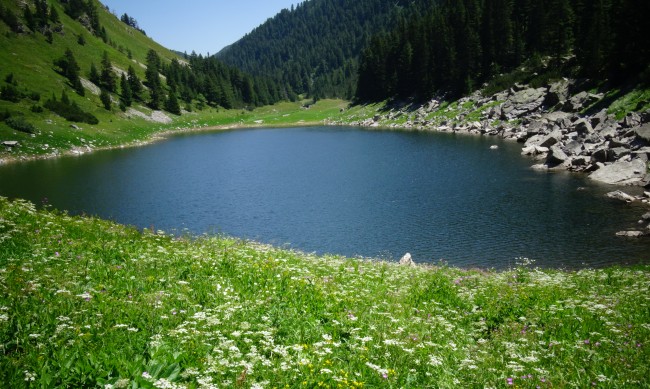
1;126;648;268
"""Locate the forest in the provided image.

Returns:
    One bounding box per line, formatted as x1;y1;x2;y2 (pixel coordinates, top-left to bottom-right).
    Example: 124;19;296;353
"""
355;0;650;102
216;0;437;100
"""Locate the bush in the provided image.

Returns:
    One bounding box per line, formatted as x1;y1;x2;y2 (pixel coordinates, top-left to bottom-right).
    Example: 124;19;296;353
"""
5;116;35;134
44;93;99;124
30;105;44;113
0;84;22;102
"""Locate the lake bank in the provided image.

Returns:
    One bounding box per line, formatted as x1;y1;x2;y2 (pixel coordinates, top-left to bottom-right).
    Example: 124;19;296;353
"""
1;196;648;387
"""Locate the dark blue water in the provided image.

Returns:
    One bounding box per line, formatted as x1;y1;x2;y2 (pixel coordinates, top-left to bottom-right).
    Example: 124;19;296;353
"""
0;126;648;268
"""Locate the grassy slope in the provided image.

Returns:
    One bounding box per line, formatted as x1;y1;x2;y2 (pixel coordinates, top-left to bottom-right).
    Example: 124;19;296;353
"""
0;0;182;157
0;197;648;388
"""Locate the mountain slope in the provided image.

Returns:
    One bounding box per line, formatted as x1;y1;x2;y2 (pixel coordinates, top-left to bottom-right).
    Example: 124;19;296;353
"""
0;0;286;158
215;0;436;100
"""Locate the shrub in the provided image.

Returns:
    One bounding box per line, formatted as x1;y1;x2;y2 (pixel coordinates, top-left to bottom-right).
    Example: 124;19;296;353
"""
44;92;99;124
5;116;35;134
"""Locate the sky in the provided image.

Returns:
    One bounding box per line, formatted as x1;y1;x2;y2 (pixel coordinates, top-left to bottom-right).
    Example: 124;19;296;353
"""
100;0;300;55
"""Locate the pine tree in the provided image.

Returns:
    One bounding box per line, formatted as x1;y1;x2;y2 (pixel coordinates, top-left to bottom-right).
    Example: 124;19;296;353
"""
100;88;111;110
120;74;132;107
54;49;84;96
89;62;100;86
127;66;143;100
99;51;117;93
164;91;181;115
145;50;163;109
49;4;60;24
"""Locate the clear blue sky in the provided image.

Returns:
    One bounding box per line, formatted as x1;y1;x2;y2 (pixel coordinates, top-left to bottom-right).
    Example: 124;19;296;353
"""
101;1;300;55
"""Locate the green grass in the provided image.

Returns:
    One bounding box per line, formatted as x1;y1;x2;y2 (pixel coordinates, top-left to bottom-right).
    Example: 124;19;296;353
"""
608;88;650;120
1;197;648;388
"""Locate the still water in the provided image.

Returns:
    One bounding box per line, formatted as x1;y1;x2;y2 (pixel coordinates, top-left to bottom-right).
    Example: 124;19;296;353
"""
1;126;648;268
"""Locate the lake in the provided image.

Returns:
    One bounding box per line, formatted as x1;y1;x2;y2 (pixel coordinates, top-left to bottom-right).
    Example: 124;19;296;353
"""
1;126;648;268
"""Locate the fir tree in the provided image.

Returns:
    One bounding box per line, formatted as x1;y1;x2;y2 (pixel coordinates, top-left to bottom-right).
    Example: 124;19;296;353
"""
54;49;84;96
89;62;100;86
119;74;132;107
164;91;181;115
100;89;111;110
145;50;163;109
99;52;117;93
127;66;143;100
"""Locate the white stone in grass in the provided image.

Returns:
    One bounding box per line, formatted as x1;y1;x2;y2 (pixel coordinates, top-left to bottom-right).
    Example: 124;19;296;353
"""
399;253;416;266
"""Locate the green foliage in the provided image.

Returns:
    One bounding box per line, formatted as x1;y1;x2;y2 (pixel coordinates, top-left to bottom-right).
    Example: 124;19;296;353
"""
164;92;181;115
4;115;36;134
99;51;116;93
44;90;99;124
99;88;111;110
0;83;21;102
119;74;132;108
0;197;649;388
53;49;84;96
217;0;436;99
356;0;650;102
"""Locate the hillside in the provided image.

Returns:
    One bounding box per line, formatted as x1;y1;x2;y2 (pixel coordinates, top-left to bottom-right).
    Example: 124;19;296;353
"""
215;0;436;100
0;0;286;159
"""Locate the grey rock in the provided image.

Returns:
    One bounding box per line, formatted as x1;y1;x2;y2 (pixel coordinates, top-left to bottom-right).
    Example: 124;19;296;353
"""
616;230;646;238
565;140;583;155
641;212;650;221
591;148;610;163
544;80;570;107
589;158;647;185
548;145;569;164
399;253;416;267
2;141;18;147
633;123;650;142
574;118;594;134
605;190;636;202
564;92;602;112
610;147;631;159
623;112;641;128
590;109;609;128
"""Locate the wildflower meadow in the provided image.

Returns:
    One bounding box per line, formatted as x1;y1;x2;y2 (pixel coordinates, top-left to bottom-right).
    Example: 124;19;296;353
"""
0;197;648;387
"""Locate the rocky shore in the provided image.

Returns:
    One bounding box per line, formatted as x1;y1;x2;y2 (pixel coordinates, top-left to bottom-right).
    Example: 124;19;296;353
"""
348;80;650;236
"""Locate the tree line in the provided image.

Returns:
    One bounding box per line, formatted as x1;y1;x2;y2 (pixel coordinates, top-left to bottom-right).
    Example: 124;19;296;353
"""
355;0;650;102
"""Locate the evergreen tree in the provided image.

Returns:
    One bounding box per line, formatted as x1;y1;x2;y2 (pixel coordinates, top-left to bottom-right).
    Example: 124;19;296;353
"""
100;88;111;110
89;62;100;86
54;49;84;96
23;7;36;32
127;65;143;99
164;91;181;115
145;50;163;109
49;4;60;24
99;51;117;93
120;74;132;107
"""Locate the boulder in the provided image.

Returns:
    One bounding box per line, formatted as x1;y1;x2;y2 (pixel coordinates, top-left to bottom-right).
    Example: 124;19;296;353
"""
616;230;646;238
502;87;547;118
605;190;636;202
574;118;593;134
2;141;18;147
547;145;569;165
590;148;610;163
399;253;416;267
544;80;571;107
633;123;650;143
623;112;641;128
641;212;650;221
564;92;602;112
525;129;562;148
565;140;583;155
588;158;647;185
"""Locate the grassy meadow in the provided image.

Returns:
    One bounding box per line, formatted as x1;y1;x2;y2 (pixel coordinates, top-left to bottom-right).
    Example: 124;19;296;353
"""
1;197;648;388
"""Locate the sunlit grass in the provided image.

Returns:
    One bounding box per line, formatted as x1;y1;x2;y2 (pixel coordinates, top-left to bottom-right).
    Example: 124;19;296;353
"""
1;197;648;388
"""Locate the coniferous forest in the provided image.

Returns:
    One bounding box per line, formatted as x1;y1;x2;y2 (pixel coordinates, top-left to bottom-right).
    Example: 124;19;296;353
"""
355;0;650;102
216;0;437;100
